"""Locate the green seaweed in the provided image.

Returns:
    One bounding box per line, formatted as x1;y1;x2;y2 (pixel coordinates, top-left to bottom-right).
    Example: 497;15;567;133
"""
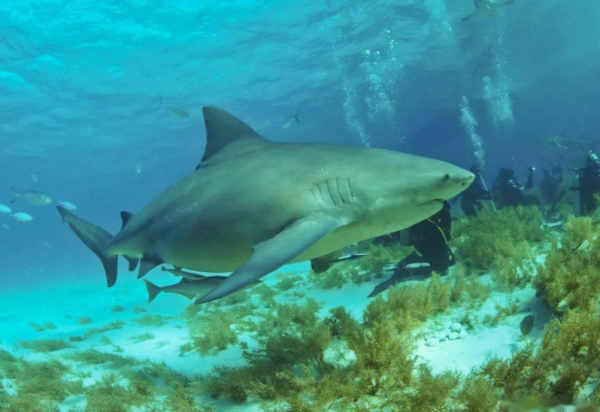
78;317;93;325
453;205;546;271
273;273;303;292
84;320;125;338
69;350;136;367
129;333;155;343
132;314;169;327
536;216;600;313
18;339;72;353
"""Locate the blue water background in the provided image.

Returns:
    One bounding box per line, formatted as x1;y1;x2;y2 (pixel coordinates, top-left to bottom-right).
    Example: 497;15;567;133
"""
0;0;599;288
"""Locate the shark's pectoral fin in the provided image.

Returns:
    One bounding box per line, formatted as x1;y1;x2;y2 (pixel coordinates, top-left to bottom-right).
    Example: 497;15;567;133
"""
195;214;345;304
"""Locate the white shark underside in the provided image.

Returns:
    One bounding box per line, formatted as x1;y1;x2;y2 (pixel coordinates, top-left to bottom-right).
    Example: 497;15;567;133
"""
58;107;474;304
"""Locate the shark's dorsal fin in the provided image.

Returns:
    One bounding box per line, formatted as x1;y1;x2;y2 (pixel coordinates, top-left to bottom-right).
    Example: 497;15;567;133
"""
200;106;268;164
120;211;134;230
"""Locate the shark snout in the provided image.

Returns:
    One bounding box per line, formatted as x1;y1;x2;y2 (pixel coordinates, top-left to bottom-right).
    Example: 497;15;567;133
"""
435;168;475;201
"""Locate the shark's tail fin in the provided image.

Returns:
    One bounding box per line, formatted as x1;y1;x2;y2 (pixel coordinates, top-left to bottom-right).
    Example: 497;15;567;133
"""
143;279;162;303
10;187;19;204
57;206;118;287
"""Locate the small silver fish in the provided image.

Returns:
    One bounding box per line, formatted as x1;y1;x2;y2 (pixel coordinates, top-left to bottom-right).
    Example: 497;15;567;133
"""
282;111;301;129
166;106;190;118
0;204;11;214
42;241;52;249
520;314;535;336
58;201;77;211
11;188;52;206
11;212;33;222
135;161;143;174
30;174;38;183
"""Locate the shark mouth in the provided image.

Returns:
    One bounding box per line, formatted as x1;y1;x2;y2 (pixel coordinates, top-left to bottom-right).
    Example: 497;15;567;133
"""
417;198;445;207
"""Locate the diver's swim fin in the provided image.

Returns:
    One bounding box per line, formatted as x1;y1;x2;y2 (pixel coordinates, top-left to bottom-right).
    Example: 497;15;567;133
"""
196;214;344;304
57;206;118;287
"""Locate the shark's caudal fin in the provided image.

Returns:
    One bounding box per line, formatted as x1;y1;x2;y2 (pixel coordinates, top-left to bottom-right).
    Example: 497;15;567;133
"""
57;206;118;287
143;279;162;303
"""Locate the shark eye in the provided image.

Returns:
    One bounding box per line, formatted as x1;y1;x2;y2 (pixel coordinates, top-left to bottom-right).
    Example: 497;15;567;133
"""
443;173;450;181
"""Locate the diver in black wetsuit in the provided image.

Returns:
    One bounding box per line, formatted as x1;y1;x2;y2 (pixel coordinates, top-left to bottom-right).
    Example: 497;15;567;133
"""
493;168;525;208
575;151;600;215
369;201;455;297
459;165;492;218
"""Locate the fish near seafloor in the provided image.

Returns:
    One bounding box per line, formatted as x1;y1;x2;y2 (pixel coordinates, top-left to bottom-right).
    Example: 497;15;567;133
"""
11;188;52;206
283;111;301;129
0;204;11;214
520;314;535;336
56;106;474;304
143;277;260;303
11;212;33;222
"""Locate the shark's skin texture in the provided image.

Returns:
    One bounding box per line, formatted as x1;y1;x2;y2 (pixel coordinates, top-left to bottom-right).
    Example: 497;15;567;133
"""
58;107;474;304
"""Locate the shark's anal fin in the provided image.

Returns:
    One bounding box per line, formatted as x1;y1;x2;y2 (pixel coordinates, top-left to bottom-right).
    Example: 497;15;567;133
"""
196;214;345;304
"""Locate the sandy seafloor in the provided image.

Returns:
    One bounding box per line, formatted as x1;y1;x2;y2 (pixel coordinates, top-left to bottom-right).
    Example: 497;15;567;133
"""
0;261;560;411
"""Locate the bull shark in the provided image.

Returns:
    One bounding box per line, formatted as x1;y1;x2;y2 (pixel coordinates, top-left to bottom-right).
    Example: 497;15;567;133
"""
57;106;474;304
461;0;515;22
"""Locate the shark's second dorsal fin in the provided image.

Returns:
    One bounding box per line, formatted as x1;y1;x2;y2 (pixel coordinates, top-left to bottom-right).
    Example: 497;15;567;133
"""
120;211;134;230
200;106;268;164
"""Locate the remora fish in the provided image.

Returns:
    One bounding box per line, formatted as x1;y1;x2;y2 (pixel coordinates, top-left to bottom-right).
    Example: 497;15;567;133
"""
11;188;52;206
57;106;474;304
161;266;206;280
143;277;260;303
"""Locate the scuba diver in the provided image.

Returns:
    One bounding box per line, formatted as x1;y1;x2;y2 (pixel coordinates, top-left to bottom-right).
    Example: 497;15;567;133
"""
492;168;525;208
369;201;455;297
458;165;493;218
525;167;536;190
493;167;546;213
573;151;600;216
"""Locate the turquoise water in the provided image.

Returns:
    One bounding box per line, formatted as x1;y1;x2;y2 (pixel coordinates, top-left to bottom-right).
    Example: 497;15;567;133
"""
1;0;600;411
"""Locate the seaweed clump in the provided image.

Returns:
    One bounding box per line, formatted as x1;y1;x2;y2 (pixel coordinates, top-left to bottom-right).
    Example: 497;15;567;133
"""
18;339;72;353
453;205;545;272
0;351;83;411
536;216;600;313
203;273;492;410
477;306;600;401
